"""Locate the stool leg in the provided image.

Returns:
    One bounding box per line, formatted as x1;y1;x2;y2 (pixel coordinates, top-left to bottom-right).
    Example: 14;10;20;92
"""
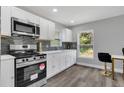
112;58;114;80
105;62;107;74
123;60;124;79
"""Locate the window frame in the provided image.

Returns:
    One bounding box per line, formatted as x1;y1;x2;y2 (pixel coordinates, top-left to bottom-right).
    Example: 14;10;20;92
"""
77;30;94;59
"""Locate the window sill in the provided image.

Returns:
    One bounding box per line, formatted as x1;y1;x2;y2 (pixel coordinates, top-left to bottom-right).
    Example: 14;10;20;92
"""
78;57;94;59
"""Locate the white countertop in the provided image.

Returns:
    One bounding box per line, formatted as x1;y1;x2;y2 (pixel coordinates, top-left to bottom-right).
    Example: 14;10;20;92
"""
1;55;15;60
39;49;76;54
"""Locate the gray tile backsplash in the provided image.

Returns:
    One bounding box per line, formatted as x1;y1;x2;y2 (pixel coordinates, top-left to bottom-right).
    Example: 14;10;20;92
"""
1;35;37;54
1;35;77;54
62;42;77;49
12;35;37;45
1;37;14;54
37;40;62;51
38;40;77;51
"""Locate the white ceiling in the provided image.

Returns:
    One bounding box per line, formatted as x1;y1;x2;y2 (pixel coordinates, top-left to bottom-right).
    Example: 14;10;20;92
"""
19;6;124;27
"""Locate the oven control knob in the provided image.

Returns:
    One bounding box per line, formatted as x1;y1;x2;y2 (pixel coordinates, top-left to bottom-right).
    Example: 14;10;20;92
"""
22;59;25;62
34;57;36;60
40;57;42;59
26;59;28;61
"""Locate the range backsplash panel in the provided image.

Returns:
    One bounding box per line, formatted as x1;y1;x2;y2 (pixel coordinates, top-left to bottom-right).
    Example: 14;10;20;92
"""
1;35;37;54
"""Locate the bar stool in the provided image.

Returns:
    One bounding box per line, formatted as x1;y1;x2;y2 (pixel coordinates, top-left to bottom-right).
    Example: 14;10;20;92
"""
98;52;112;76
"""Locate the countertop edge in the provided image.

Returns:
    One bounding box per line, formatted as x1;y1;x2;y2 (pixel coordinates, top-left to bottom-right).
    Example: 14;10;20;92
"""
39;49;77;54
1;55;15;60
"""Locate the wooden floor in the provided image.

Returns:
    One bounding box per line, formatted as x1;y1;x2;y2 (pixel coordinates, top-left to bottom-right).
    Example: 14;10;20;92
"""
45;65;124;87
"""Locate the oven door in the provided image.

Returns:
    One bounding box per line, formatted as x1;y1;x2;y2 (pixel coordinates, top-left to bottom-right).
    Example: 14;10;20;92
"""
12;17;35;36
15;61;46;87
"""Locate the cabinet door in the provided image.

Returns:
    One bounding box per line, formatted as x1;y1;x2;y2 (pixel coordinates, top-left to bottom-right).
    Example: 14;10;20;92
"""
60;28;72;42
26;12;40;24
47;53;65;79
65;29;72;42
69;50;76;66
48;21;55;40
67;29;72;42
39;18;49;40
60;52;66;70
65;51;71;68
12;7;40;24
65;51;76;68
72;50;76;64
52;53;60;74
69;51;74;66
1;6;11;36
1;59;14;87
47;54;54;78
58;53;63;71
68;51;73;66
60;30;66;42
11;7;27;20
47;53;59;78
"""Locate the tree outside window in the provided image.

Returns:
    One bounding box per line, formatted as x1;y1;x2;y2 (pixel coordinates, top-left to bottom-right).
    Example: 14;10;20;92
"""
78;31;94;58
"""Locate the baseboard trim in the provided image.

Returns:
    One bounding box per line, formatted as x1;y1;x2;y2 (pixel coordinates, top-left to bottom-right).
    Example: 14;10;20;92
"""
76;62;123;74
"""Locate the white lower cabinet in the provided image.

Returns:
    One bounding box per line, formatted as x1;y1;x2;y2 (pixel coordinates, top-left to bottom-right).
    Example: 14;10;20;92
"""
59;52;66;71
0;55;15;87
47;50;76;79
47;54;54;78
47;53;59;78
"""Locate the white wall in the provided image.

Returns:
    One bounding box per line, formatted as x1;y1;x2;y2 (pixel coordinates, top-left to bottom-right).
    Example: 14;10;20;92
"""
70;15;124;72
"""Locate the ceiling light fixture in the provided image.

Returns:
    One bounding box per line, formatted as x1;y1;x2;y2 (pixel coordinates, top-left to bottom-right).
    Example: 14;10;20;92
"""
70;20;74;23
52;8;58;12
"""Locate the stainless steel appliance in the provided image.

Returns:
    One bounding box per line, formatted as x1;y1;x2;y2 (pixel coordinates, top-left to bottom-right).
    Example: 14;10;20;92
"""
10;44;47;87
11;17;40;37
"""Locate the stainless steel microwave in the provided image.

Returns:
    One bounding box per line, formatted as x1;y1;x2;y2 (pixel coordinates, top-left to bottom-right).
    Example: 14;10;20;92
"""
11;17;40;37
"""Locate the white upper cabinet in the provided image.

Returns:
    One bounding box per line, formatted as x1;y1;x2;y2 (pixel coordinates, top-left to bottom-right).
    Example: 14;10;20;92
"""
48;21;55;40
11;7;40;24
1;6;40;36
26;12;40;24
39;17;49;40
54;29;60;39
1;6;12;36
60;28;73;42
11;7;27;20
39;17;55;40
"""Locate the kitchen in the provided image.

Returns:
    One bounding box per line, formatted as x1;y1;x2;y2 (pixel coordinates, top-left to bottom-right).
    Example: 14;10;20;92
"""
0;6;77;87
1;6;124;87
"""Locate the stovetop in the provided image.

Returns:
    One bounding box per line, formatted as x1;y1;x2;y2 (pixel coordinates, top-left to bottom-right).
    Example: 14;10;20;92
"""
10;51;45;59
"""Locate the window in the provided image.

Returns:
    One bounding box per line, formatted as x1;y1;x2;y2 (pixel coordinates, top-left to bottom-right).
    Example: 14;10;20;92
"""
78;30;94;58
50;39;61;47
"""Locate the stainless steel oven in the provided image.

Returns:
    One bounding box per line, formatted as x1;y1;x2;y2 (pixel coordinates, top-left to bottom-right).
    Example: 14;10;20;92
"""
10;44;47;87
11;17;40;37
16;60;46;87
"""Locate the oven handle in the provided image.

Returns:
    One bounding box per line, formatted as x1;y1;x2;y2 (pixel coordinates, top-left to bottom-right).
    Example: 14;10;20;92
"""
16;60;47;69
